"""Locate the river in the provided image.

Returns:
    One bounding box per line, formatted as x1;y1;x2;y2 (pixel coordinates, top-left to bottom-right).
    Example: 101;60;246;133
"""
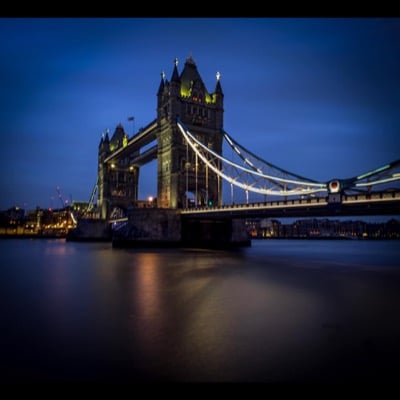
1;238;400;383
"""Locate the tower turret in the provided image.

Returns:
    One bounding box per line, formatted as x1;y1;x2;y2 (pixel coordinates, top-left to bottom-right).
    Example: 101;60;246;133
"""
156;55;224;208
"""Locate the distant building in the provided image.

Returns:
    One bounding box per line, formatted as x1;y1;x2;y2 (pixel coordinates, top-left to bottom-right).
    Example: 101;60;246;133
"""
246;217;400;239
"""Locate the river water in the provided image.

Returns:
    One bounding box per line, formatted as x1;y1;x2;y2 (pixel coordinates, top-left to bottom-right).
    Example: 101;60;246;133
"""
1;238;400;384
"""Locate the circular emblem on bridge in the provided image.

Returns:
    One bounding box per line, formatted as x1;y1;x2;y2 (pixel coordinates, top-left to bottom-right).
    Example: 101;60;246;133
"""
328;179;341;193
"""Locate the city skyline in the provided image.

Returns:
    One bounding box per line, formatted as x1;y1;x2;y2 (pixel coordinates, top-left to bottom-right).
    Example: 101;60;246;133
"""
1;18;399;211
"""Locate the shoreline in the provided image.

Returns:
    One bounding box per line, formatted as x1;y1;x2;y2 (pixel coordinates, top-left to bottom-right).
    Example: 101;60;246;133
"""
1;234;399;241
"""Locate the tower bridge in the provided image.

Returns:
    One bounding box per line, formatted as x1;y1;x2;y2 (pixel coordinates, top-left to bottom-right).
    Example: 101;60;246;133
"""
72;55;400;247
96;55;224;221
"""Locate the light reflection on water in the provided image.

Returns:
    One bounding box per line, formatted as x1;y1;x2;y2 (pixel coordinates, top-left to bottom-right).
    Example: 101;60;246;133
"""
1;238;400;383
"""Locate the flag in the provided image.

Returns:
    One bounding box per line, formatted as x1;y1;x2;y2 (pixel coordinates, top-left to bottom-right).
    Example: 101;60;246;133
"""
128;116;135;121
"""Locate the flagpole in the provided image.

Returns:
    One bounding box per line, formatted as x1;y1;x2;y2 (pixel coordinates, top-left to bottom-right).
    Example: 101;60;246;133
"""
128;116;135;136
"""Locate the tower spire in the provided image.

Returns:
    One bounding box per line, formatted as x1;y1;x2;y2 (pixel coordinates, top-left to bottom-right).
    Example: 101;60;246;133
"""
171;58;180;82
215;71;223;95
157;70;166;95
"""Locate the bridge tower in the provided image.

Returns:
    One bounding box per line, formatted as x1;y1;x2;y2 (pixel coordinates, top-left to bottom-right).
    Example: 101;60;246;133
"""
156;55;224;208
97;124;139;219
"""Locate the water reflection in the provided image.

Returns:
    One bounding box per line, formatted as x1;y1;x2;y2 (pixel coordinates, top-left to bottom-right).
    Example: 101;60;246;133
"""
43;239;74;256
1;239;400;383
134;253;161;319
115;248;328;382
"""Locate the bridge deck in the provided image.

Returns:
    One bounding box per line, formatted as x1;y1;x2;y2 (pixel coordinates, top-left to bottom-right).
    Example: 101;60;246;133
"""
180;191;400;219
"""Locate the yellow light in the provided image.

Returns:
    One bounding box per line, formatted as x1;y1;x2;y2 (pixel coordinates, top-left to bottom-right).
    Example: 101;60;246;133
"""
205;92;214;104
180;86;191;97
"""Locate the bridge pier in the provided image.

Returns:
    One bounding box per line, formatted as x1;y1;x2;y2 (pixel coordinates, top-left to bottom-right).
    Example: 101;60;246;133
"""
111;209;251;249
112;208;181;247
181;217;251;249
66;218;112;242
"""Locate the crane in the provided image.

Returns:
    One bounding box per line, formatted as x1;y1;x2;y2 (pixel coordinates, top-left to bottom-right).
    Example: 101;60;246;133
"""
56;186;65;209
56;186;77;226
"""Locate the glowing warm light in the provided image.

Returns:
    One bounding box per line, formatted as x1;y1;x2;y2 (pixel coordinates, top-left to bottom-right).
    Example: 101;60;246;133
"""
148;196;153;202
180;84;215;104
328;180;341;193
205;92;214;104
180;86;191;97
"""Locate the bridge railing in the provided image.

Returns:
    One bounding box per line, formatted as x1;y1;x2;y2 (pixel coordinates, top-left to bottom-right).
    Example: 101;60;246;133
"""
343;191;400;203
181;190;400;213
181;196;328;213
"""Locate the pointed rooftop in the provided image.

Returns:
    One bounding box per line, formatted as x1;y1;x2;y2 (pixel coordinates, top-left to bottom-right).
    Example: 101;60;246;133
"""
170;57;180;82
109;123;127;151
157;71;166;95
180;55;203;88
214;71;223;96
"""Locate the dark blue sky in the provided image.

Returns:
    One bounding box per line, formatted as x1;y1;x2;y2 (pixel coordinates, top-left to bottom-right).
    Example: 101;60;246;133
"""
1;18;399;210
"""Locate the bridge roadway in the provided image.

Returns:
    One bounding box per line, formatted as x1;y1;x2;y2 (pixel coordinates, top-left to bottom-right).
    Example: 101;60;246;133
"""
108;191;400;224
179;191;400;219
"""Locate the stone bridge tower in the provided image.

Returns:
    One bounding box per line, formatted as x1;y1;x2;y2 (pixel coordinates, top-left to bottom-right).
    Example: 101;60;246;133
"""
98;124;139;219
156;55;224;208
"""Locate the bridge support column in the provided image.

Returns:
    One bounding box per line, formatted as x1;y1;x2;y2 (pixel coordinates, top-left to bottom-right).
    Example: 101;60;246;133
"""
112;208;182;247
181;217;251;248
112;210;251;249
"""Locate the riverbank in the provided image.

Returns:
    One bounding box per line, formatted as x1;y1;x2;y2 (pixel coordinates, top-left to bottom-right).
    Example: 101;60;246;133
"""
0;233;67;239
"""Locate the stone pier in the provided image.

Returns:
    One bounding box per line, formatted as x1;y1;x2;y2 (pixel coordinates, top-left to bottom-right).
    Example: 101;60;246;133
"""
68;208;251;249
112;208;182;247
66;218;111;242
112;209;251;249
